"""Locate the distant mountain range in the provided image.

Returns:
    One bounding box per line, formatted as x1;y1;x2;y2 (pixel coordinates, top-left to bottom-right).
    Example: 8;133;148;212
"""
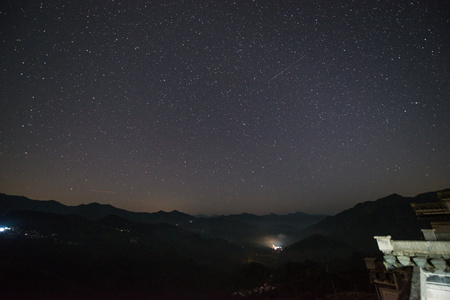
0;193;326;247
0;193;194;224
0;208;247;273
1;189;448;258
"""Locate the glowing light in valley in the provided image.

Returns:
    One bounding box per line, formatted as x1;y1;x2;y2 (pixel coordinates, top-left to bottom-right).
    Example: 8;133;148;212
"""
261;234;289;249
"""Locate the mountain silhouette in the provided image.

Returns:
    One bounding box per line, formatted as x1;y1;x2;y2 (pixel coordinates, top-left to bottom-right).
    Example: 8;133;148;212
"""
299;192;443;251
1;189;448;253
0;193;325;247
0;193;194;225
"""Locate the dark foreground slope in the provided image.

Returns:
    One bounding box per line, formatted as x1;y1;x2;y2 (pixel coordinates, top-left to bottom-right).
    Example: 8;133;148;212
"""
0;210;374;299
299;192;443;252
0;210;246;299
282;234;354;263
1;189;447;299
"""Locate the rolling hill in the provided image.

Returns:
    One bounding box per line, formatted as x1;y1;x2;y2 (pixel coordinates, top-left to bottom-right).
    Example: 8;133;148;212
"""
298;192;444;251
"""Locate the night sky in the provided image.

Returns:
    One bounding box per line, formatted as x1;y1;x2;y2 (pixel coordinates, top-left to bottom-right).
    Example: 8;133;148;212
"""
1;1;449;215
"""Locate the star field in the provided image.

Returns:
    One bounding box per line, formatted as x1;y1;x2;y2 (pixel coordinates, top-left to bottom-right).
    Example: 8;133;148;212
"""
1;0;449;215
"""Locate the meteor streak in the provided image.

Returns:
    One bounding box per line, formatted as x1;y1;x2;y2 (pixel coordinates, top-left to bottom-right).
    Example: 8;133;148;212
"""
268;55;306;83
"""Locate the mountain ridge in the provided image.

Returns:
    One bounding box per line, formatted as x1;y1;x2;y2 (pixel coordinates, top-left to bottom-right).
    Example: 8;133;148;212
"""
2;189;448;251
0;192;324;226
299;190;448;251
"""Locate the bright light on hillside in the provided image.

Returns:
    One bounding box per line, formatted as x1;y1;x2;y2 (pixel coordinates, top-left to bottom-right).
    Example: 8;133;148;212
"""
0;227;11;233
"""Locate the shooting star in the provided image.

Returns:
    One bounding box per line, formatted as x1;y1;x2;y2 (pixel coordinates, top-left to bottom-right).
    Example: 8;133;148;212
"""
268;55;306;83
